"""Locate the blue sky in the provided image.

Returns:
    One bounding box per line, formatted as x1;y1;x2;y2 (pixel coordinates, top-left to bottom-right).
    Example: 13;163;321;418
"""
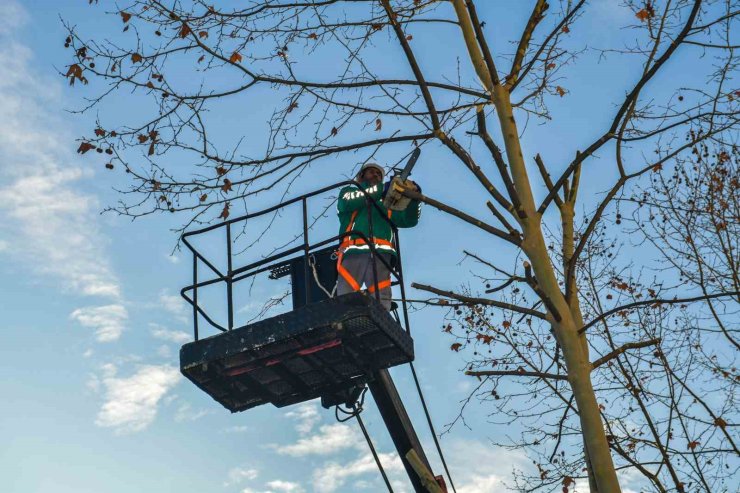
1;1;729;493
0;2;530;492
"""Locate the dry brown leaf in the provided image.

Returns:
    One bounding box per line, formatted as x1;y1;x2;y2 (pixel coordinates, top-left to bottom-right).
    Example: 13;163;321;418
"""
219;203;230;220
179;23;192;38
77;142;95;154
65;64;87;86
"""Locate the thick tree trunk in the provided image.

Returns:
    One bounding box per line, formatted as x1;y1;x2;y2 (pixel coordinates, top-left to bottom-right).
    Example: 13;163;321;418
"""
492;84;621;493
449;3;622;490
563;205;599;492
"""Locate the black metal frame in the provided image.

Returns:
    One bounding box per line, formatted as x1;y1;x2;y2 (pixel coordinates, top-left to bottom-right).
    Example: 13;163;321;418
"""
179;180;412;341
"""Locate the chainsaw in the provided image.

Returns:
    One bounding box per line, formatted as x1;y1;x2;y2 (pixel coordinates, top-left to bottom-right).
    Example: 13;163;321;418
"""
382;147;420;211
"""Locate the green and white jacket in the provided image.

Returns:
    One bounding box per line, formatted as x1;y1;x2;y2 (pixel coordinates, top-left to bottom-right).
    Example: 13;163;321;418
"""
337;181;421;256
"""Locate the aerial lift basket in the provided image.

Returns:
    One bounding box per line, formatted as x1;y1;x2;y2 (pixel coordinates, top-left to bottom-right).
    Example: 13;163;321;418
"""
180;292;414;412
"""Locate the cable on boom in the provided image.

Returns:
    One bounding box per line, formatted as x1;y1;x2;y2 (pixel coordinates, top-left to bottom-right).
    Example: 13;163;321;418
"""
333;386;394;492
409;361;457;493
389;305;457;493
334;386;368;423
356;412;395;493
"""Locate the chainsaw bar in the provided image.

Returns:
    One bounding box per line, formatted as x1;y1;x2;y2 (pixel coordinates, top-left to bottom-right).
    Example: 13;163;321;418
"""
399;147;421;181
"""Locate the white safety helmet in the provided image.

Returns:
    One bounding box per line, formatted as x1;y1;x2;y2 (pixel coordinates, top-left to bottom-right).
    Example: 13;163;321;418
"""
356;162;385;181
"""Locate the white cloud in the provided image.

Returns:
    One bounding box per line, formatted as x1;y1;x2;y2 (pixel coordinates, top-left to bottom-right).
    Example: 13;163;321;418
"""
284;402;321;435
0;158;121;298
156;344;172;358
456;379;474;394
94;364;181;434
264;480;304;493
224;466;259;487
618;465;651;493
0;0;27;36
312;452;404;493
166;253;181;264
309;439;526;493
0;1;120;300
275;423;360;457
86;374;100;393
447;439;529;493
159;289;188;321
222;425;250;434
457;473;506;493
241;487;303;493
150;323;191;344
389;479;409;492
70;304;128;342
174;402;209;423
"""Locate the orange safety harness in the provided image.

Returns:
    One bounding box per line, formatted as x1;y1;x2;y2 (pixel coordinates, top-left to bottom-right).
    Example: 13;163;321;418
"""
336;209;394;294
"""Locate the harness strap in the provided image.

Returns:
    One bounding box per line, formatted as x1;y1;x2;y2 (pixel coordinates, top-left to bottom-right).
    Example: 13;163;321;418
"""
367;279;392;293
336;249;362;292
337;211;362;291
337;208;394;293
339;237;394;249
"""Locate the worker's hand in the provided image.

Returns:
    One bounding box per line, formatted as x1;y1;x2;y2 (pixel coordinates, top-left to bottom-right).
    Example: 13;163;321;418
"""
404;180;420;192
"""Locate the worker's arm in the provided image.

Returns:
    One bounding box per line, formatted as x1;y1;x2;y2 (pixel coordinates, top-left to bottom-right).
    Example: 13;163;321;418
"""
337;184;383;213
391;199;421;228
390;182;421;228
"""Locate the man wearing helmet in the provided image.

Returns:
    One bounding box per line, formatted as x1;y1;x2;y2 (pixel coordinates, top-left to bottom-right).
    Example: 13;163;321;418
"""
335;162;421;310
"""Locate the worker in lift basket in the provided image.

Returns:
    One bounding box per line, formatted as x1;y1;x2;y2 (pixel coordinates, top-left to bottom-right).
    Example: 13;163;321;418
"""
335;162;421;311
